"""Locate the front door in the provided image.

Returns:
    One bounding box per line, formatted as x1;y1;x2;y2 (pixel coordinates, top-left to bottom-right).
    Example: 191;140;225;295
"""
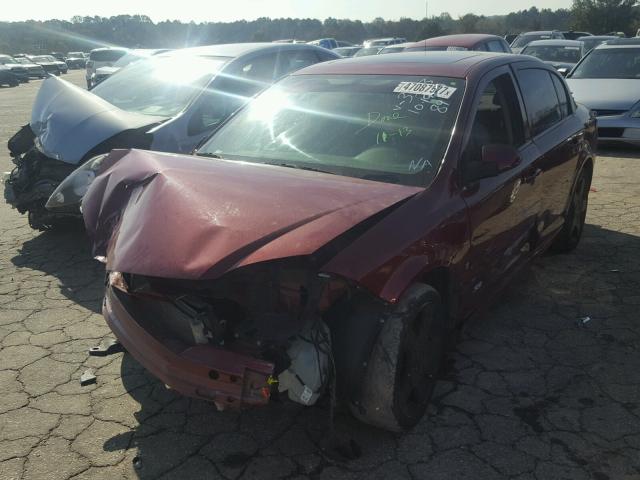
458;67;543;307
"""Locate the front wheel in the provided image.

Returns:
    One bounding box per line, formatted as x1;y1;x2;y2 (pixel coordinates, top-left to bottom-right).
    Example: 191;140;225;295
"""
551;168;591;253
351;284;449;431
27;201;76;231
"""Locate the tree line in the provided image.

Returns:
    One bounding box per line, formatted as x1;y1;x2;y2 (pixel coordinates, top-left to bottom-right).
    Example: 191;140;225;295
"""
0;0;637;54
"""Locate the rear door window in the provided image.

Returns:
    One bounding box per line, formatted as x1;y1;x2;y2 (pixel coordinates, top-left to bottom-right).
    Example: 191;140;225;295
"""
516;69;562;136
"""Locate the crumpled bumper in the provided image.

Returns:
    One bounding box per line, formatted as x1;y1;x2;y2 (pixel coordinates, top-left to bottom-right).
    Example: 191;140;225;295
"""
103;285;275;408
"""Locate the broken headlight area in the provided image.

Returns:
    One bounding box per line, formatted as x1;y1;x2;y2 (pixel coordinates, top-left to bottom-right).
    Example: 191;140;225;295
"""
4;148;75;213
8;124;35;160
46;154;109;211
106;261;353;409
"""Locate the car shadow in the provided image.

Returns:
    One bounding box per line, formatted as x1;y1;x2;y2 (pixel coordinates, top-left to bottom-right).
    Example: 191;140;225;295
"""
100;352;394;478
10;224;104;313
598;145;640;159
97;223;640;478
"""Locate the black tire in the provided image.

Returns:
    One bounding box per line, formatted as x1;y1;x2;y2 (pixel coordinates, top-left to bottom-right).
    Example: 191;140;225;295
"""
27;200;75;231
551;167;591;253
350;284;449;432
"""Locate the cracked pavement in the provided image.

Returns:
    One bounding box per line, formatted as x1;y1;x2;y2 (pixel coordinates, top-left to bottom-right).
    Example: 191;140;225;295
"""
2;71;640;480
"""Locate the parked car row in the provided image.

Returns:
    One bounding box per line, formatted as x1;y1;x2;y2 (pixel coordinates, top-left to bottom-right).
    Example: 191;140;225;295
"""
2;38;602;433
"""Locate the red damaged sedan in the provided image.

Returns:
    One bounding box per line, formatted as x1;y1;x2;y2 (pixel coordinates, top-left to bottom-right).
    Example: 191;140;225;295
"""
83;52;596;431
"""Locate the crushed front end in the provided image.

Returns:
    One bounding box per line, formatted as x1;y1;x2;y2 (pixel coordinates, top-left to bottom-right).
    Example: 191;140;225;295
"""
104;261;349;410
4;125;76;229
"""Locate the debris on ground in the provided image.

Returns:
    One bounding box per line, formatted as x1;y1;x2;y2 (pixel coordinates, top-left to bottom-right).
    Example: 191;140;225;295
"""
80;369;97;386
580;316;592;325
88;338;124;356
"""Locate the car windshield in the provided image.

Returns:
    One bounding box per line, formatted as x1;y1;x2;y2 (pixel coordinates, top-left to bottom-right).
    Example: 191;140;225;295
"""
512;34;552;48
570;48;640;79
580;38;602;51
335;47;359;57
30;56;51;62
522;45;582;63
354;47;382;57
198;74;465;187
90;50;127;62
91;54;228;117
380;47;406;54
112;52;149;68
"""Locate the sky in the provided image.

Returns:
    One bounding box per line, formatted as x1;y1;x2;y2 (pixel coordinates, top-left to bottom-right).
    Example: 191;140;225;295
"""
3;0;574;23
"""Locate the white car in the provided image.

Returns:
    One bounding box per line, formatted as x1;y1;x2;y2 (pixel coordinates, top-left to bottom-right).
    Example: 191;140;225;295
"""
85;48;128;88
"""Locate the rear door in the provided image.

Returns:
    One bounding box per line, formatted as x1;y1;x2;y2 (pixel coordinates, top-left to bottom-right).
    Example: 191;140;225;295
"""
460;66;543;302
512;65;583;248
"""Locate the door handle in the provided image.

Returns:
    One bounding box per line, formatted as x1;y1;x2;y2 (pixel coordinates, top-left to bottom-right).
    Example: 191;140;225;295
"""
522;168;542;184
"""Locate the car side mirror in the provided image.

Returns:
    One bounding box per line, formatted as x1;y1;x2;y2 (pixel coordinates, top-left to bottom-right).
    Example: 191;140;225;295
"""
482;144;521;172
557;67;569;76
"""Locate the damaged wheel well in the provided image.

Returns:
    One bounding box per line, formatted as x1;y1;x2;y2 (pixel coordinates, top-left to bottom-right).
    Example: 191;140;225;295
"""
421;267;451;320
581;157;594;184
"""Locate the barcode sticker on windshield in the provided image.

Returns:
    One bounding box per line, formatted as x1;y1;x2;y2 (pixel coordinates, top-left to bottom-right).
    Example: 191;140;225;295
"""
393;82;457;99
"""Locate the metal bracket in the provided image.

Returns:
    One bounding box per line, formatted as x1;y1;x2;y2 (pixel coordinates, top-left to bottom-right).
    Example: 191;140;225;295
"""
88;338;124;356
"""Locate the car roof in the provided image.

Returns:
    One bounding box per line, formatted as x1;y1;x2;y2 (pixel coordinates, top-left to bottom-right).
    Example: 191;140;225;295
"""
381;42;415;50
578;35;618;40
410;34;505;49
519;31;561;37
525;39;583;47
600;38;640;46
293;51;538;78
173;42;331;58
90;47;129;53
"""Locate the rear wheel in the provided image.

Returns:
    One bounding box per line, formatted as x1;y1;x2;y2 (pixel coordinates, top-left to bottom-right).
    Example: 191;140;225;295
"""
551;168;591;253
350;284;449;431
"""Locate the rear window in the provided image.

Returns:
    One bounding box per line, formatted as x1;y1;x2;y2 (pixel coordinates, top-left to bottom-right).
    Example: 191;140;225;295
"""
90;50;128;62
423;46;469;52
522;45;582;63
512;34;552;49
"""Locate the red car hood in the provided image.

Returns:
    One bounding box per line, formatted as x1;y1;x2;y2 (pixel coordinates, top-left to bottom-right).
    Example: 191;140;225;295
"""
83;149;423;280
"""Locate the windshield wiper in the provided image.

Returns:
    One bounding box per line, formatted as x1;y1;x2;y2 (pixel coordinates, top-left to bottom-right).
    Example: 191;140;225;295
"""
266;162;335;175
196;152;223;159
